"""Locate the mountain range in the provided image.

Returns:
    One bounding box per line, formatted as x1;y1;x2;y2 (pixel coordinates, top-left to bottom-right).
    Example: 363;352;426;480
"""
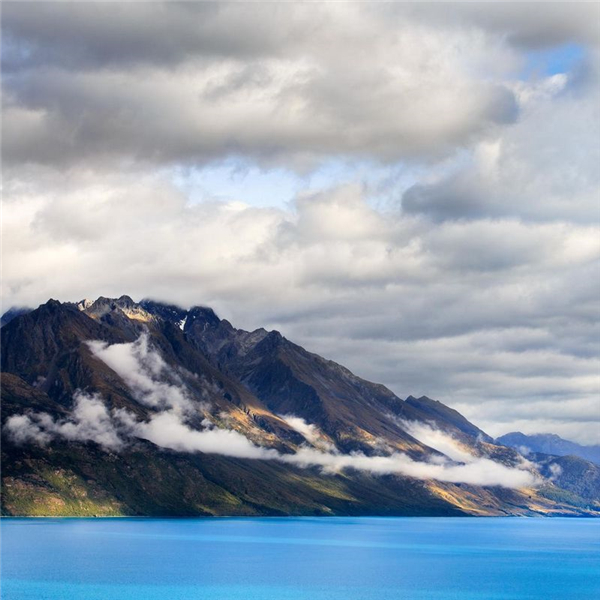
497;432;600;466
1;296;599;517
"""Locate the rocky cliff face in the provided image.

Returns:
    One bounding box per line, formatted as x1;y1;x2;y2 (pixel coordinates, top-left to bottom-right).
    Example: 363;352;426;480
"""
2;297;599;517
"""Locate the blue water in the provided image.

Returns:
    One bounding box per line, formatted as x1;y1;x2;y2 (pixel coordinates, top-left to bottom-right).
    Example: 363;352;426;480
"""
2;517;599;600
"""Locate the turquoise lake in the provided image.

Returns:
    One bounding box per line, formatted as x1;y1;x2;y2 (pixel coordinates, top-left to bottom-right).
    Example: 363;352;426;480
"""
2;517;599;599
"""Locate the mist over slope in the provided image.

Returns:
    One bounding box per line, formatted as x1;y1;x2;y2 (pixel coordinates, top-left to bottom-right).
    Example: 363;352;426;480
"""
2;296;598;517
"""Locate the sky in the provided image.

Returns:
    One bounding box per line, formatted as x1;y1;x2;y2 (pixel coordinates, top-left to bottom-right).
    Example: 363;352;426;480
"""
2;1;599;444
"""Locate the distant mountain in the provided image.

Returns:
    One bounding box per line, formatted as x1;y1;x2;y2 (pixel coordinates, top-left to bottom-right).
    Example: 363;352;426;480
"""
497;432;600;466
1;296;599;517
535;454;600;503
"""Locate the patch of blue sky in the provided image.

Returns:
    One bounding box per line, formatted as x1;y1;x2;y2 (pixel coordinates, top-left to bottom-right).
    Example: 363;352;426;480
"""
520;43;586;80
170;161;301;209
169;159;427;212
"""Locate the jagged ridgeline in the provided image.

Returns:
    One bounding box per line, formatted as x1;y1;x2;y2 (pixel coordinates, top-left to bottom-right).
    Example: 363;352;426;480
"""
2;296;599;517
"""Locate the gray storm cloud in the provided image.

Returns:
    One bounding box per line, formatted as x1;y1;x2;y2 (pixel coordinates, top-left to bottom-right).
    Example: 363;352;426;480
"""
0;2;535;168
4;335;540;489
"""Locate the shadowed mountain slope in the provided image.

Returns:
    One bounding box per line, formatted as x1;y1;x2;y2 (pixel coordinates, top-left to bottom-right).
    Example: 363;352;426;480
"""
2;297;599;517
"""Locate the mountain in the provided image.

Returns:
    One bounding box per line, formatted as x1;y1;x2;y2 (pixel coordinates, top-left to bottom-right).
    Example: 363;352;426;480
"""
2;296;599;517
497;433;600;466
0;306;31;327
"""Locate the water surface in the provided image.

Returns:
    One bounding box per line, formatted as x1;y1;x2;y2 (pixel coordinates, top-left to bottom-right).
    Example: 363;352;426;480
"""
2;517;599;599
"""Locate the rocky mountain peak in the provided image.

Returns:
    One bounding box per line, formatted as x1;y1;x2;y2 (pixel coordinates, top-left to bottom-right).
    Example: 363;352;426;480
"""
187;306;221;328
34;299;79;321
83;295;155;323
75;298;95;311
251;329;284;354
139;299;188;324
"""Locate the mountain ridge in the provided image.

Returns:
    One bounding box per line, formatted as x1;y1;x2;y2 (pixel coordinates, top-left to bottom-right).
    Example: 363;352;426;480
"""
497;432;600;466
2;296;599;517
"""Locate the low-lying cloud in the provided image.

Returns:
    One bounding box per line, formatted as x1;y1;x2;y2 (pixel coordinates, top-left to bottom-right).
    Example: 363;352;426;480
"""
279;414;321;445
4;391;125;451
88;333;196;414
121;410;277;460
283;447;537;489
4;335;539;488
396;419;478;464
5;397;537;488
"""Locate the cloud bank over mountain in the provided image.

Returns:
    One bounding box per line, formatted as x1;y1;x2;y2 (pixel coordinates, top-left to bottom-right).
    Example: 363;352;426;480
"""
2;2;599;444
4;334;538;489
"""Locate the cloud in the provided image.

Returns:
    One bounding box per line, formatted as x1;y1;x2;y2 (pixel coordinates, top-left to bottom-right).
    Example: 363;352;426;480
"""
282;447;538;489
401;3;600;50
279;415;322;446
87;333;198;415
2;2;527;169
4;414;52;446
278;414;337;452
85;334;283;458
4;391;124;451
394;419;478;464
8;397;537;488
136;416;539;487
4;335;538;488
548;463;563;482
402;76;600;224
3;171;599;444
127;411;277;460
2;2;598;446
5;3;597;73
5;3;595;74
